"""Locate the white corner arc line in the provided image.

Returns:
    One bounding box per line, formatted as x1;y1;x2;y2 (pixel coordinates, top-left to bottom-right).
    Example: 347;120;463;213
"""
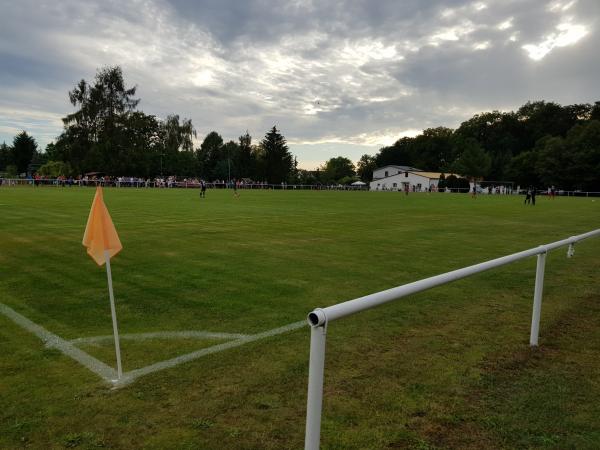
0;302;117;382
115;320;307;387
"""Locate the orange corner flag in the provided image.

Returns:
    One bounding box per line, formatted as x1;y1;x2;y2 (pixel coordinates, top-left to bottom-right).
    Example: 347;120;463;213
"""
82;187;122;265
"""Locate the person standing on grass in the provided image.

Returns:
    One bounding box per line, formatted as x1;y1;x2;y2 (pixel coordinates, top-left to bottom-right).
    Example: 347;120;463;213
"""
471;185;477;198
525;187;531;204
233;179;240;198
200;179;206;198
531;187;536;205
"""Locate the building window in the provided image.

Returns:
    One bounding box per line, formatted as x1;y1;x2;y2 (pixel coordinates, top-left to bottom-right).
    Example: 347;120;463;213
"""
393;183;397;188
405;172;408;177
384;171;388;177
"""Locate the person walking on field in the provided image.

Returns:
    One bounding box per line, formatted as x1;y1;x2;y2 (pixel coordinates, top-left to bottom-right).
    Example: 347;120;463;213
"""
471;185;477;198
200;180;206;198
531;187;536;205
233;179;240;198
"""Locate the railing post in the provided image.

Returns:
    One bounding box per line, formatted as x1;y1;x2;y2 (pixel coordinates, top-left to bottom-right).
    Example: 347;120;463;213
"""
530;251;547;346
305;323;327;450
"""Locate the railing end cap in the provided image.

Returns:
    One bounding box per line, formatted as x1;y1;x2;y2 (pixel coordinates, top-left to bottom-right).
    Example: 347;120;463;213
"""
307;308;327;328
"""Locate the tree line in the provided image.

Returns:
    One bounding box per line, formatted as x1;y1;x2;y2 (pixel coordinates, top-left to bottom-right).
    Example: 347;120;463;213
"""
0;66;296;184
1;65;599;189
355;101;600;190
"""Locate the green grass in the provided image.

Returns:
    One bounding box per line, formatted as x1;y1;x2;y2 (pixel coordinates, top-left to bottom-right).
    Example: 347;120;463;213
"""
77;338;226;372
1;186;599;449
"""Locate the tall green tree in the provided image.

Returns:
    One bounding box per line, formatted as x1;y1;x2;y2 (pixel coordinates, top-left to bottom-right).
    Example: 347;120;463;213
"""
161;115;195;153
252;144;267;181
591;102;600;121
221;140;240;180
536;120;600;190
0;142;12;171
63;66;139;143
454;111;526;179
516;101;587;149
356;154;377;182
452;138;491;183
534;136;568;188
291;156;300;183
38;161;73;177
12;131;38;174
260;126;293;183
375;137;415;167
58;66;142;174
237;131;255;179
567;120;600;190
296;169;319;185
321;156;355;183
411;127;454;171
120;112;161;177
159;114;196;175
507;150;539;188
196;131;224;179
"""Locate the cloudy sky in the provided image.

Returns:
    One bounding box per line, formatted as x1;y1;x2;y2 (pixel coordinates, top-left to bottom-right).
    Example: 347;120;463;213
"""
1;0;599;169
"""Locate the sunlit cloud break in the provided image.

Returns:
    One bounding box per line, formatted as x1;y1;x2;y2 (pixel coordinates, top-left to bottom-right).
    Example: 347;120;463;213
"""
522;22;588;60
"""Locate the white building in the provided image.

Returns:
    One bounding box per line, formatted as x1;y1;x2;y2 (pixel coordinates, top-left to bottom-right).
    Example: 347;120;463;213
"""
370;166;452;192
372;165;422;180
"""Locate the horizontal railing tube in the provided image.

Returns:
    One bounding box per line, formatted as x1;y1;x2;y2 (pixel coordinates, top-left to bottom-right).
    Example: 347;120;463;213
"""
309;229;600;326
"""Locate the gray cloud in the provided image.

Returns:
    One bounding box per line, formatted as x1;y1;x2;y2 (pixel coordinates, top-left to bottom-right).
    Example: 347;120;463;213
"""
0;0;599;167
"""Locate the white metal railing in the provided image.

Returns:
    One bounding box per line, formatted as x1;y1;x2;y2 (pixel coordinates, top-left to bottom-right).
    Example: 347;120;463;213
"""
2;178;600;195
0;178;369;190
304;229;600;449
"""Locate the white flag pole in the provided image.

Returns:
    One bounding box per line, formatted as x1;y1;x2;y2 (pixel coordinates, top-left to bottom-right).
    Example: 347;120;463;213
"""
104;249;123;379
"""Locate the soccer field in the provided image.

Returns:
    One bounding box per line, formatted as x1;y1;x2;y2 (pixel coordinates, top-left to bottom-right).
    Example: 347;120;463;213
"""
1;187;600;449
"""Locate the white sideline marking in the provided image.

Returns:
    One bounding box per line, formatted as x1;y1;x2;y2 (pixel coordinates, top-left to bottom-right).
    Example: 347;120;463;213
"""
0;303;117;382
70;330;250;345
0;301;306;387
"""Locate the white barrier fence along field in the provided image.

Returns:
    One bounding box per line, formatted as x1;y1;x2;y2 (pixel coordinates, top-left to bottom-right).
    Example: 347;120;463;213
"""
2;177;600;195
0;177;368;191
304;229;600;450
